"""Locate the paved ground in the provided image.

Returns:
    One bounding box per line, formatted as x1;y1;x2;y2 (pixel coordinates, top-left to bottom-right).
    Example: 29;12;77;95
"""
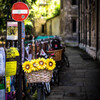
46;47;100;100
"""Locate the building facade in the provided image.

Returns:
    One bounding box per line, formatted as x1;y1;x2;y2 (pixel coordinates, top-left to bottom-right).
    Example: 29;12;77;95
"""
78;0;100;60
46;16;60;36
34;18;46;35
60;0;78;45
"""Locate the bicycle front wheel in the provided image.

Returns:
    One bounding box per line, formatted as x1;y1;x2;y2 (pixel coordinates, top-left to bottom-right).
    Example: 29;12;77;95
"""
44;82;51;96
37;83;45;100
63;54;70;67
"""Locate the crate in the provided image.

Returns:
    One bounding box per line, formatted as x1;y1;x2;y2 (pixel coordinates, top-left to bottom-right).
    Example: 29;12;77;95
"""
46;49;63;61
25;70;53;83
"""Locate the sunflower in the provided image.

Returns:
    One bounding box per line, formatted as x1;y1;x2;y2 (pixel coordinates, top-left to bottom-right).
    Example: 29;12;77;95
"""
22;61;33;73
30;59;38;71
36;58;46;70
46;58;56;70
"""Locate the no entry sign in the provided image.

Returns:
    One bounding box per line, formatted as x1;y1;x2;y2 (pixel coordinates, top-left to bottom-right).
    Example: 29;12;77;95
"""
12;2;29;21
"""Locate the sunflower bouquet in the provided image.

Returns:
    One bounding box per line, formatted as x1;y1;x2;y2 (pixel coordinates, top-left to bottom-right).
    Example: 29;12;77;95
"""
22;58;56;73
22;58;56;83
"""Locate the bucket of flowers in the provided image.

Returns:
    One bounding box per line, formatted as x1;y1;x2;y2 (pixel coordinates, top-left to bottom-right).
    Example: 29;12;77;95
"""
22;58;56;83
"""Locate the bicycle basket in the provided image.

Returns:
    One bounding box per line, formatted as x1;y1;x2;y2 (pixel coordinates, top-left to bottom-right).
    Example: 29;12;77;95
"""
25;70;53;83
46;49;63;61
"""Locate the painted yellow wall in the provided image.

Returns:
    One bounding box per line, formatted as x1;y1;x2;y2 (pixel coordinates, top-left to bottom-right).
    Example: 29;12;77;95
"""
34;18;46;35
46;20;51;35
46;16;60;36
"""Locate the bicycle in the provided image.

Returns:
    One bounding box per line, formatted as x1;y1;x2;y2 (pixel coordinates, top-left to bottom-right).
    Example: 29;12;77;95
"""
61;46;70;67
46;52;60;86
24;42;51;100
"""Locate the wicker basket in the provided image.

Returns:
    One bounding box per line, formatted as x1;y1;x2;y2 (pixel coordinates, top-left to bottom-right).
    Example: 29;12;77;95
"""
46;49;63;61
25;70;53;83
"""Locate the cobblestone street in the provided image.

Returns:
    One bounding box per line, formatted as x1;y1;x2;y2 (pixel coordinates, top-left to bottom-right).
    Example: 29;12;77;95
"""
46;47;100;100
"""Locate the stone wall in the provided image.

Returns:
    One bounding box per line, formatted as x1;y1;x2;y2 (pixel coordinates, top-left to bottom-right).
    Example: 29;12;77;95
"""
78;0;100;60
60;0;78;45
97;0;100;60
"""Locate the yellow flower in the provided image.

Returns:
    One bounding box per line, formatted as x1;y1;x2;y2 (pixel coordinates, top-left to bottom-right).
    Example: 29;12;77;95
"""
22;61;33;73
37;58;46;70
30;59;38;71
46;58;56;70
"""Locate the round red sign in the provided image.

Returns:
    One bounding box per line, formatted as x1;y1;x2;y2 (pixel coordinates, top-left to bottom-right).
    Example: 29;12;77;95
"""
12;2;29;21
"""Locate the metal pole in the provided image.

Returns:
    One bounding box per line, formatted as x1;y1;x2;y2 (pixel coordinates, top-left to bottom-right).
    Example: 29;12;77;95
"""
15;0;23;99
16;22;22;100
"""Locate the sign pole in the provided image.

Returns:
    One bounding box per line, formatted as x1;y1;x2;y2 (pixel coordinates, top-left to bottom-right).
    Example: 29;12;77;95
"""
16;0;22;99
11;1;29;99
16;22;22;100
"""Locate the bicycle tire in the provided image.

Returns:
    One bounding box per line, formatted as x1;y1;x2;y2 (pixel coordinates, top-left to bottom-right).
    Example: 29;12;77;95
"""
53;69;59;85
63;54;70;67
37;83;45;100
42;85;45;100
44;82;51;96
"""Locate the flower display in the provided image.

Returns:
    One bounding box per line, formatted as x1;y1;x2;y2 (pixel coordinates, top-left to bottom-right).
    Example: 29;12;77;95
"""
30;59;38;71
36;58;46;70
46;58;56;70
22;58;56;73
22;61;33;73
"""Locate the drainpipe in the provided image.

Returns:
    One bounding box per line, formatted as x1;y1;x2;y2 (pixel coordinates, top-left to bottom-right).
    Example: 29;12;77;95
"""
78;0;80;44
96;0;99;59
89;0;92;47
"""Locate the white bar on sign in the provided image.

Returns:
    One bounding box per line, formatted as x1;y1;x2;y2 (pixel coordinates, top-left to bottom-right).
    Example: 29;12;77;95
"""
7;22;18;26
12;10;28;14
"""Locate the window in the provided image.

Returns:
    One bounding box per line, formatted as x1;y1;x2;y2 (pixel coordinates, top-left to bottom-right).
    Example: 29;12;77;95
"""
42;25;44;33
72;19;76;32
72;0;77;5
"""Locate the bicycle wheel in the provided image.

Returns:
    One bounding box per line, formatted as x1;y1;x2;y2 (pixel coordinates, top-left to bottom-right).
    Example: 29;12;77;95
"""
42;84;45;100
63;54;70;67
44;82;51;96
53;69;59;85
24;84;36;100
51;73;55;85
37;83;45;100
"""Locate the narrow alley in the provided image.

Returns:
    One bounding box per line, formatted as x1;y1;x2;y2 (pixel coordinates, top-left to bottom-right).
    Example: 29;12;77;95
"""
1;0;100;100
46;47;100;100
